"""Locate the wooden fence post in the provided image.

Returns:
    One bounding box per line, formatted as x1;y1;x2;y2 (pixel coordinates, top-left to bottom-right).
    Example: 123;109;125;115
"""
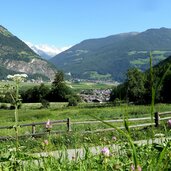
32;124;36;134
67;118;71;132
154;112;160;127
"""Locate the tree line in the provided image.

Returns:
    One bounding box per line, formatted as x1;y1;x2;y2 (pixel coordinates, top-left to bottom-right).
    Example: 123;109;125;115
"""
0;71;80;108
110;57;171;104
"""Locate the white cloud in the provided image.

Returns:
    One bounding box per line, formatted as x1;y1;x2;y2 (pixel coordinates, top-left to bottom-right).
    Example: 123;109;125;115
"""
25;41;72;58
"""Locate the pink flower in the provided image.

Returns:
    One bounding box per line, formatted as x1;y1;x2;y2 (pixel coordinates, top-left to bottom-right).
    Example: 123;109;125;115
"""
43;140;49;146
130;164;142;171
46;119;52;129
101;147;110;157
131;164;135;170
168;120;171;128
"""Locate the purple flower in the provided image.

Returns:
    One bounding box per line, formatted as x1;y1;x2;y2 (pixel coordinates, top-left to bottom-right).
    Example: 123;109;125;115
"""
46;119;52;129
168;120;171;128
101;147;110;157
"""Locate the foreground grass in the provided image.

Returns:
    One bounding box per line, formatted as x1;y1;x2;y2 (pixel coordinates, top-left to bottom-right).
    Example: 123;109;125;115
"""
1;128;171;170
1;102;171;170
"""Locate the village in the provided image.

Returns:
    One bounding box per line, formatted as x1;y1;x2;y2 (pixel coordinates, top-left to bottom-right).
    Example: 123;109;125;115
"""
80;89;111;103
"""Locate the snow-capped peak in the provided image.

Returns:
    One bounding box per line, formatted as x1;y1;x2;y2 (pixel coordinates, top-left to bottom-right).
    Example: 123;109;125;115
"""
25;41;71;60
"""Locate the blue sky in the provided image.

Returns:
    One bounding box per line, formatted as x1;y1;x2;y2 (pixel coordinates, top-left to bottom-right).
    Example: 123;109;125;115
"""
1;0;171;48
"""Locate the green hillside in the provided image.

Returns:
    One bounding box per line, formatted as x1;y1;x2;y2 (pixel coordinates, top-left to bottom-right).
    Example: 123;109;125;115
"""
0;25;40;61
0;25;56;80
50;28;171;81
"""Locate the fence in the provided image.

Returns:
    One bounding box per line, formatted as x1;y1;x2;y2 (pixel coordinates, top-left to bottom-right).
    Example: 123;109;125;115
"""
0;118;71;140
71;111;171;133
154;111;171;127
0;111;171;140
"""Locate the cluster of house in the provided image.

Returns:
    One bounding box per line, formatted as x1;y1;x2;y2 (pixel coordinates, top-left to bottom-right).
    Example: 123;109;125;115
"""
80;89;111;103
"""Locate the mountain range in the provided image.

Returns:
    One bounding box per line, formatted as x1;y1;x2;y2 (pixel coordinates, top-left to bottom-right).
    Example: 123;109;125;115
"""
50;27;171;81
0;25;56;81
1;25;171;82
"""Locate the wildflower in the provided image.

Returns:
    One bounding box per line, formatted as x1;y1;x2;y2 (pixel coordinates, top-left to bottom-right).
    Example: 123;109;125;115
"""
7;74;28;82
112;136;117;141
131;164;135;170
101;147;110;157
130;164;142;171
46;119;52;129
43;140;49;146
168;120;171;128
137;165;142;171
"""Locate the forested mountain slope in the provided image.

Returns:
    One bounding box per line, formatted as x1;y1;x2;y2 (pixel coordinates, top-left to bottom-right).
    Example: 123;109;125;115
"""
50;28;171;81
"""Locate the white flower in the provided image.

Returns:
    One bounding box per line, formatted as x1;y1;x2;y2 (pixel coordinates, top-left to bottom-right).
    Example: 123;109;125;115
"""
7;74;28;82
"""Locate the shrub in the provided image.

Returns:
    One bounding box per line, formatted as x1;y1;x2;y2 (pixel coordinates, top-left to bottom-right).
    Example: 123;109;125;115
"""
113;98;121;106
0;103;8;109
68;96;78;106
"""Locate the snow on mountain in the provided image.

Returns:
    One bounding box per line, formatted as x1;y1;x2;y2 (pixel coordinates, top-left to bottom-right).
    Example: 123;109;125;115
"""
25;42;71;60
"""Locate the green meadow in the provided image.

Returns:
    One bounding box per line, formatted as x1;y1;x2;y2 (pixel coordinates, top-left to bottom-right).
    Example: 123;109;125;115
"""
1;80;171;170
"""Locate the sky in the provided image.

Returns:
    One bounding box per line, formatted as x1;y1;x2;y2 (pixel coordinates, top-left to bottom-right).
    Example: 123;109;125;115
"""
1;0;171;53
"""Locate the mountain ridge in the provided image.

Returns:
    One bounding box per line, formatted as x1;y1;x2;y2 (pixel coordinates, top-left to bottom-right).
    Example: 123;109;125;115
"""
50;27;171;81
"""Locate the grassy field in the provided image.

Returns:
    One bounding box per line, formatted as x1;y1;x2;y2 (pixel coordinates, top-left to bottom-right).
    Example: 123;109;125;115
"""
1;102;171;170
66;81;114;92
0;80;115;93
0;102;171;148
1;102;171;126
